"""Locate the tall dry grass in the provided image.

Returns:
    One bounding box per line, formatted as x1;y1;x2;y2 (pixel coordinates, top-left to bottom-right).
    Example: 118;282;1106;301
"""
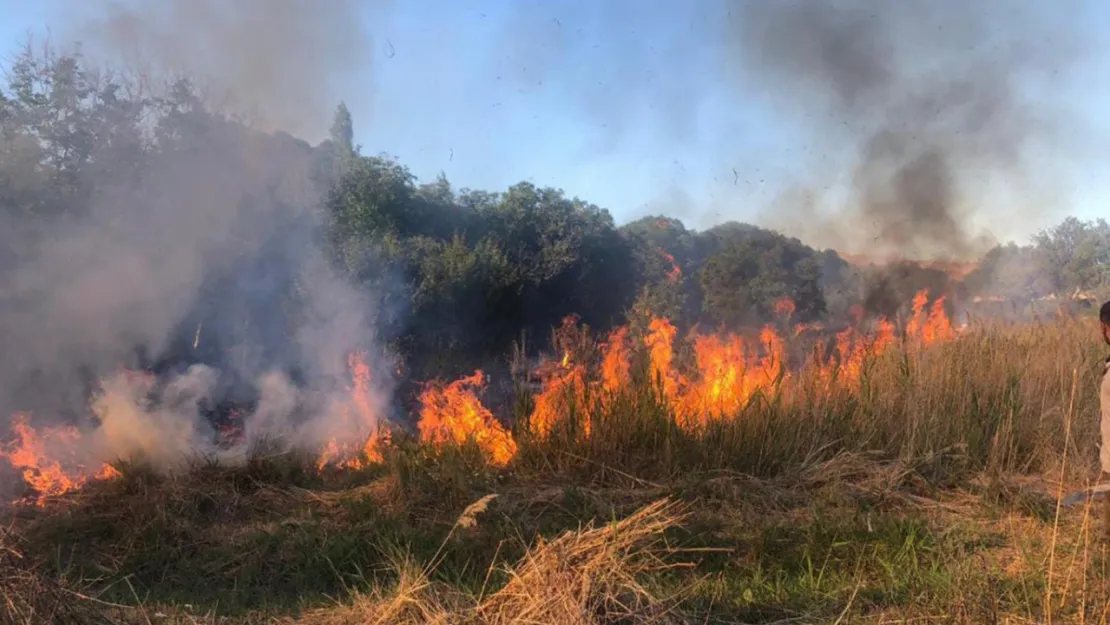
4;314;1109;624
514;315;1106;483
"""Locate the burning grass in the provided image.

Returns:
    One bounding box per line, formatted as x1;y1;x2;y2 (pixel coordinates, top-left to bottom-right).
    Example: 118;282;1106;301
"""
0;289;968;504
2;299;1110;622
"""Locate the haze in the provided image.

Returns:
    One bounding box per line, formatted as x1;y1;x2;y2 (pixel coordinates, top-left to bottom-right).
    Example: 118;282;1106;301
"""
1;0;1107;258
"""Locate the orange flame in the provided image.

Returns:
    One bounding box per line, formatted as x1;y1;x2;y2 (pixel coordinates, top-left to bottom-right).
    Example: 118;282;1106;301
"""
417;370;517;466
644;317;680;402
678;333;748;427
904;290;955;347
315;351;388;471
774;297;796;317
530;349;590;440
1;290;959;501
661;251;682;283
0;414;118;506
639;290;952;423
809;291;949;391
671;325;786;429
599;327;632;395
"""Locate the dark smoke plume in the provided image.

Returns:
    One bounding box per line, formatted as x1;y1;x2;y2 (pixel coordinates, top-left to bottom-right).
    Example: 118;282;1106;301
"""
731;0;1083;261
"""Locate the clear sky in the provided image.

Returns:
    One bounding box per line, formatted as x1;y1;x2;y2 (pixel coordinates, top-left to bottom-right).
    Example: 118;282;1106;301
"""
1;0;1107;250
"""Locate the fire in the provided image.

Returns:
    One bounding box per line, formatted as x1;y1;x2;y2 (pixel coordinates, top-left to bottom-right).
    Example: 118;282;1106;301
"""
217;408;246;447
417;370;517;466
923;296;955;345
810;289;947;390
95;463;123;480
661;251;682;283
530;364;590;441
678;333;748;426
349;352;376;430
0;289;959;502
0;414;118;506
665;325;786;430
314;428;391;473
644;318;680;402
905;290;929;340
774;296;796;317
599;327;632;395
315;351;389;471
904;291;955;347
634;290;951;424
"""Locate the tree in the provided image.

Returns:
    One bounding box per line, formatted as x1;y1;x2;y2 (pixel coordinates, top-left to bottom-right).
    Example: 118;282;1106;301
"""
699;231;826;328
1033;217;1110;295
330;102;355;160
964;243;1053;302
467;182;637;347
621;216;698;327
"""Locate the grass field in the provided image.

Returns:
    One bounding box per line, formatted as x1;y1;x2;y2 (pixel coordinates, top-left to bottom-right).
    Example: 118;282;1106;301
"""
2;311;1109;624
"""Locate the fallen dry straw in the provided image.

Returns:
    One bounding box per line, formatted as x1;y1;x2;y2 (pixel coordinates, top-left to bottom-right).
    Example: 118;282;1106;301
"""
477;497;688;624
294;497;690;625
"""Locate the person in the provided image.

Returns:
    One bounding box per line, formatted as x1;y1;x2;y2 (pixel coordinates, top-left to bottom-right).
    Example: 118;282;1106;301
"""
1101;301;1110;536
1102;300;1110;475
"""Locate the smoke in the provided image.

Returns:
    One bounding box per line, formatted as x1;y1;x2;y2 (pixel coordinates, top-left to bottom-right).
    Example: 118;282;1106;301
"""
489;1;1091;262
91;366;218;470
729;0;1084;261
54;0;387;141
0;2;395;487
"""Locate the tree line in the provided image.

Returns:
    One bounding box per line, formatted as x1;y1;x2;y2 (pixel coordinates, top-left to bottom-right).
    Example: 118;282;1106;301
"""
1;45;1107;383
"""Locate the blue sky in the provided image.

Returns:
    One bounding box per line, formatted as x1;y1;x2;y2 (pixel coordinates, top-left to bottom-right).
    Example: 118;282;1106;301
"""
1;0;1107;251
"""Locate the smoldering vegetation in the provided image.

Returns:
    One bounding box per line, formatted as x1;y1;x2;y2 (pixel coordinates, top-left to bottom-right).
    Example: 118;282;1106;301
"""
0;44;394;482
0;0;399;483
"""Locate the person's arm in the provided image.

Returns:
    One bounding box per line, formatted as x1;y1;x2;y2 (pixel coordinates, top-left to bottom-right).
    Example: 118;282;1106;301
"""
1102;361;1110;475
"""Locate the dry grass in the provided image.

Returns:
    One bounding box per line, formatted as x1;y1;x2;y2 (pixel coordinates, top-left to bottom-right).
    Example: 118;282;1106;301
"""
289;497;689;625
519;313;1106;485
0;523;118;625
4;313;1110;623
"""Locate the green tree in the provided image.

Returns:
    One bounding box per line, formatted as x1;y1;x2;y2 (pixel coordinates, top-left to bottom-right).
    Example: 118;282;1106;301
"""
1033;217;1110;295
699;231;826;328
621;216;698;327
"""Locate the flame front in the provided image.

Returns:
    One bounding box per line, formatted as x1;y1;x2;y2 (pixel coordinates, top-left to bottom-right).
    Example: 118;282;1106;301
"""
417;370;517;466
0;289;956;503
